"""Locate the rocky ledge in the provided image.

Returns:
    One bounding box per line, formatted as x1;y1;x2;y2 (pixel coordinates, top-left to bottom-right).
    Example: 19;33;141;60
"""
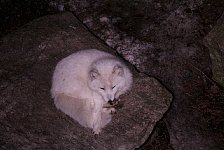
0;12;172;149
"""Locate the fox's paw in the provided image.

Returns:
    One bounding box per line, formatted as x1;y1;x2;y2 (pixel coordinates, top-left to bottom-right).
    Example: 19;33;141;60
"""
103;107;116;114
109;107;116;114
93;128;101;135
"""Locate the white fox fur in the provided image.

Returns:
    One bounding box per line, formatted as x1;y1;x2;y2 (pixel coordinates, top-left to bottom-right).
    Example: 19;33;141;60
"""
51;49;133;134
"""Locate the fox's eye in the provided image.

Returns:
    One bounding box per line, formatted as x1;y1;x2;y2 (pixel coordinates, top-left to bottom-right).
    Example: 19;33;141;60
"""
112;85;116;89
100;87;105;90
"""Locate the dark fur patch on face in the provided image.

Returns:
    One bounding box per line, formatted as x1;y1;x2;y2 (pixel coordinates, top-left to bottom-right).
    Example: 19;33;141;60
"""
89;68;100;80
112;65;124;76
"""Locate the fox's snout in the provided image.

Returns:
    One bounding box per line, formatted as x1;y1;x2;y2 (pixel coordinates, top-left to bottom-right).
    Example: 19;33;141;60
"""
107;94;114;101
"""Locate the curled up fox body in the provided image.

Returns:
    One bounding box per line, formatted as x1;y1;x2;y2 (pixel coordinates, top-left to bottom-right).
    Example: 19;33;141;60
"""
51;49;133;134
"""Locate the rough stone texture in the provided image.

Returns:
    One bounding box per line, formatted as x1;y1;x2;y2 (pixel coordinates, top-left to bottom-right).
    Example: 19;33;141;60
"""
204;13;224;87
57;0;207;70
0;12;172;149
0;0;53;37
138;120;173;150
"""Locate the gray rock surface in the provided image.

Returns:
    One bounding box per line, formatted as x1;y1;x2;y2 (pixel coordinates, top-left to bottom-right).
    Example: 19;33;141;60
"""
56;1;224;149
204;13;224;87
0;12;172;149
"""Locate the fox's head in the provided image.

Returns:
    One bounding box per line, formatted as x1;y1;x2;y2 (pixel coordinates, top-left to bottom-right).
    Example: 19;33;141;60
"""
88;58;131;102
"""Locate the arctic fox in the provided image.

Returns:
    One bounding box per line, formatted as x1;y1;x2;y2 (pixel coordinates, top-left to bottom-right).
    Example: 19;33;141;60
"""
51;49;133;134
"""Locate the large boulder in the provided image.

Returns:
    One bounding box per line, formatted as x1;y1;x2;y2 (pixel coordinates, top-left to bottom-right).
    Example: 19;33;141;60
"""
0;12;172;149
204;13;224;87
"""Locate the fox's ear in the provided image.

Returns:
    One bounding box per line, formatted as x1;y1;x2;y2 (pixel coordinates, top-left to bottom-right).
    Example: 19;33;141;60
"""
89;68;99;80
113;65;124;76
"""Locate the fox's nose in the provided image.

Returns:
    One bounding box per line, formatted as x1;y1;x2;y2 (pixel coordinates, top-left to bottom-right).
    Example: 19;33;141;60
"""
108;100;113;105
107;94;114;101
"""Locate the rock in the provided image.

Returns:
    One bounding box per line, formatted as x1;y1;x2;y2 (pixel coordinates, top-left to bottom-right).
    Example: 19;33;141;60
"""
204;13;224;87
0;12;172;149
47;1;224;149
